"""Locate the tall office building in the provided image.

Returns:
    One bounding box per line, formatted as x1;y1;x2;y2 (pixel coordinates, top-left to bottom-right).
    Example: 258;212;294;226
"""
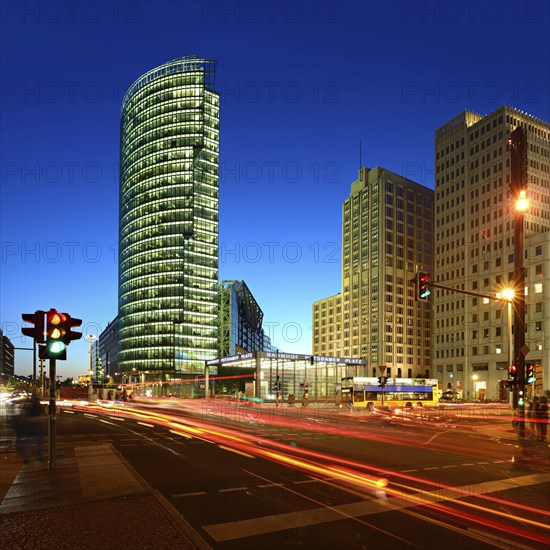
313;167;434;379
118;57;220;383
433;106;550;400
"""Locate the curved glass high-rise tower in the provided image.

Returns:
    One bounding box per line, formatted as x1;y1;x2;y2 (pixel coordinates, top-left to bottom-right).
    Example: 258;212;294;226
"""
118;57;219;384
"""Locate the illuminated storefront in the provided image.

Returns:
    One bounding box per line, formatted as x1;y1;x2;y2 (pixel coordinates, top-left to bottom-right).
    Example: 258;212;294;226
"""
206;352;367;401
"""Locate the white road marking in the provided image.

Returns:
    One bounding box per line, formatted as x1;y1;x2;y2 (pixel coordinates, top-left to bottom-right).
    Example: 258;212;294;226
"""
202;472;550;542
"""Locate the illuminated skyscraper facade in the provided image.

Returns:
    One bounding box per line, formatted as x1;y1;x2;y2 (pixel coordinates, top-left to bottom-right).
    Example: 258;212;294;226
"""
118;57;219;382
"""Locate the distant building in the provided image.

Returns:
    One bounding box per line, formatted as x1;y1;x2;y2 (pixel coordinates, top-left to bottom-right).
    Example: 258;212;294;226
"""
98;316;118;381
313;167;434;379
0;329;15;378
218;280;276;357
118;57;220;385
433;106;550;399
312;293;342;358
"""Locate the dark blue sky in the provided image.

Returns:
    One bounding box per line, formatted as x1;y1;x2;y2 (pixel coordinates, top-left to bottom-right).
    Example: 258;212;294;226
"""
2;0;549;378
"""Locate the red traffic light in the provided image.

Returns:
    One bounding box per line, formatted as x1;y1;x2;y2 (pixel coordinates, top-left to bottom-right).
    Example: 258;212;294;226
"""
45;308;67;359
416;270;431;301
47;310;67;338
43;309;82;359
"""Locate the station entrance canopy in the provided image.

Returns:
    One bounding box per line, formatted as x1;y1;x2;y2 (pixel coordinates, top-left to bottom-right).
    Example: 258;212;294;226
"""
206;351;366;401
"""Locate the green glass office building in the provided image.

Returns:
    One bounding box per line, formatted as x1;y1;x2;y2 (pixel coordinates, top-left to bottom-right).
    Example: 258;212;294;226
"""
118;57;219;383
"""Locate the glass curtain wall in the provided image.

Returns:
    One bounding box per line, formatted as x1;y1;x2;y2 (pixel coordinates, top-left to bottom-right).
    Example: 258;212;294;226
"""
118;57;219;381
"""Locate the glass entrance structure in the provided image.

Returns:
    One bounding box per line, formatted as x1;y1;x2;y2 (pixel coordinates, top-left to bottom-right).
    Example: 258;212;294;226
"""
118;57;220;382
206;352;367;402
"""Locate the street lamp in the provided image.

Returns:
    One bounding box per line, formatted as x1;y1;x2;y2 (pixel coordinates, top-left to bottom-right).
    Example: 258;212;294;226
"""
516;189;528;212
86;334;96;400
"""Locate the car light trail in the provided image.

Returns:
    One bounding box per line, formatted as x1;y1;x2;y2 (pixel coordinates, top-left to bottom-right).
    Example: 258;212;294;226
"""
66;400;550;545
243;468;419;547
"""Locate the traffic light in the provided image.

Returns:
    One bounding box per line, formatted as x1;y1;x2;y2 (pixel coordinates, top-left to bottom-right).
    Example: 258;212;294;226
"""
416;270;431;301
378;376;387;387
508;363;518;385
60;313;83;346
44;309;67;360
526;363;536;385
21;310;46;343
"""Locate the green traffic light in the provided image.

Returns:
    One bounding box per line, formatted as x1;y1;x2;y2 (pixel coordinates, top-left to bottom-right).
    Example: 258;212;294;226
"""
526;364;536;384
48;341;66;355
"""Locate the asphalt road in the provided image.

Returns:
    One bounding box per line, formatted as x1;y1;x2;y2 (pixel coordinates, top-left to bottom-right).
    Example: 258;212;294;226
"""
55;402;550;549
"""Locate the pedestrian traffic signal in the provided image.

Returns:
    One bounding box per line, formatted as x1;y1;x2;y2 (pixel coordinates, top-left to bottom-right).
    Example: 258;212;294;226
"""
45;309;67;360
508;363;518;384
416;270;431;301
21;310;46;343
378;376;387;387
526;363;536;384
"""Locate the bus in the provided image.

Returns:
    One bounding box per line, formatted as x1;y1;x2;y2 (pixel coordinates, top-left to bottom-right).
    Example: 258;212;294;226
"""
340;377;439;410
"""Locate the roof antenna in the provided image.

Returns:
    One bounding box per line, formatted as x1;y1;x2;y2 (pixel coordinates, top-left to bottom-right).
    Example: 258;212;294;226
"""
359;138;362;180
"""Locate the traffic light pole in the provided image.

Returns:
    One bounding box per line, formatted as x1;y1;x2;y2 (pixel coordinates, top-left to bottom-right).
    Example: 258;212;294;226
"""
417;280;518;406
33;340;37;389
513;194;526;439
510;126;528;440
422;281;501;302
48;358;57;471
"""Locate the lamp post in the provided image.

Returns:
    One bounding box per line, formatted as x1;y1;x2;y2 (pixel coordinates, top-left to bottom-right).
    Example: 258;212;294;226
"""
497;288;515;401
86;334;96;400
513;190;527;437
509;126;528;438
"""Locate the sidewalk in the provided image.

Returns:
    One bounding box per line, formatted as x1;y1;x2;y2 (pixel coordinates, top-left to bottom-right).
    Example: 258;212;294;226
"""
0;440;211;549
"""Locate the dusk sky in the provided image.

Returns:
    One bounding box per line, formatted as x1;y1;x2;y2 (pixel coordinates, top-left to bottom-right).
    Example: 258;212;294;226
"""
1;0;549;379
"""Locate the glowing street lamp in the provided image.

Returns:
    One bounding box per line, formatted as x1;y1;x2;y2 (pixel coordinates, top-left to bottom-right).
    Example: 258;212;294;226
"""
499;288;515;302
516;189;529;212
